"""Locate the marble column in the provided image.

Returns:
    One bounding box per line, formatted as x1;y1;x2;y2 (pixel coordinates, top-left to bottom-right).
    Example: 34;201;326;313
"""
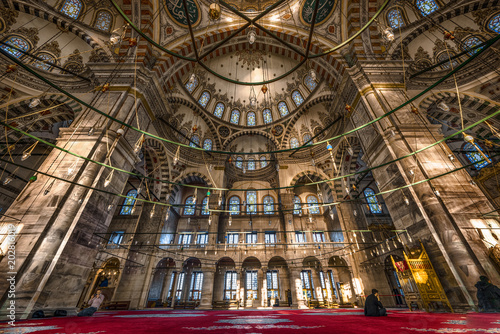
199;266;215;309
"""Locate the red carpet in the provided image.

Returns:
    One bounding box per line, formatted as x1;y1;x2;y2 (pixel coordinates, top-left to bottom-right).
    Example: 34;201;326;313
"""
1;309;499;333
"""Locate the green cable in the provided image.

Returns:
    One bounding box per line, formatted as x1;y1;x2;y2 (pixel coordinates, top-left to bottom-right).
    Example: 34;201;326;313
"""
1;33;498;156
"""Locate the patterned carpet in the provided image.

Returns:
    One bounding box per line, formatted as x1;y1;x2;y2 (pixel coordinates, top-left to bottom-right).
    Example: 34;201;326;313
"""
1;309;499;333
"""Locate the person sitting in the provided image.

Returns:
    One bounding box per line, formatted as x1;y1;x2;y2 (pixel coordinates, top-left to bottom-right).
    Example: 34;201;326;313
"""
78;289;105;317
364;289;387;316
475;276;500;312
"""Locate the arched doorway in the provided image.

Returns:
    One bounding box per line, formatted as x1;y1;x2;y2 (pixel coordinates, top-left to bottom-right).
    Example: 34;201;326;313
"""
173;257;203;308
242;256;261;307
267;256;289;307
327;256;352;305
385;255;406;307
301;256;323;304
146;257;175;308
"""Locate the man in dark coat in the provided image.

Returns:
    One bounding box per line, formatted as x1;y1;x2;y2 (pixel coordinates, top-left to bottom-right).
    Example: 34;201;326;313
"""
364;289;387;316
475;276;500;312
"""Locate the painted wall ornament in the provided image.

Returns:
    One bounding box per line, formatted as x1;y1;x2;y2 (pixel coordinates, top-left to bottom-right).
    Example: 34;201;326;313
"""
300;0;337;26
165;0;201;28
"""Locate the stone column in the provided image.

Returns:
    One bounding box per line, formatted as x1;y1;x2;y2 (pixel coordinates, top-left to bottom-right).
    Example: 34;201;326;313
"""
260;266;267;307
288;267;303;309
199;266;215;309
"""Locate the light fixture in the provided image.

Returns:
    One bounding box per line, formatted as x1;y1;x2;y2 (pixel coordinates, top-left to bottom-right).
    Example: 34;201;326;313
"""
131;203;137;214
330;208;334;220
133;134;145;154
208;2;221;21
247;27;256;45
117;128;125;136
275;163;280;171
448;154;455;162
173;146;180;165
109;33;121;44
107;204;113;211
165;208;170;221
193;188;197;203
249;86;257;108
347;147;354;156
316;185;323;201
21;152;31;161
353;209;357;216
187;217;191;224
208;215;212;225
3;174;14;185
88;127;95;136
382;27;395;42
409;169;414;176
469;180;477;187
150;204;155;218
104;169;114;188
67;160;78;176
437;102;450;112
434;189;441;197
228;215;232;226
404;196;410;206
29;98;41;108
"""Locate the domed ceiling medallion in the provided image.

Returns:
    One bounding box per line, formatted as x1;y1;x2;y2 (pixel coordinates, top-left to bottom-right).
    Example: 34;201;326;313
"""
165;0;201;28
300;0;337;26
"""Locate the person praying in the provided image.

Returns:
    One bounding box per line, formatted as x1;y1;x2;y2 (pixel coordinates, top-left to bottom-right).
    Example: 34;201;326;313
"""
364;289;387;317
78;289;105;317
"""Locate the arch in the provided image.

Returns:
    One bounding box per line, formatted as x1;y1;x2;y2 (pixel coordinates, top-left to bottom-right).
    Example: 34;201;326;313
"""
198;91;211;108
0;35;30;58
94;10;113;32
464;142;490;170
32;52;56;71
201;196;210;215
217;257;236;267
184;196;196;215
302;256;321;268
60;0;83;19
228;195;240;215
185;75;199;93
242;256;262;268
364;187;382;214
263;195;274;214
213;102;225;118
203;138;213;150
488;12;500;33
268;256;288;268
230;109;240;124
306;195;321;215
415;0;438;16
462;36;483;55
189;134;200;148
246;190;257;214
262;108;273;124
247;111;256;126
120;189;137;215
170;172;214;205
304;74;317;92
436;51;458;69
183;257;202;268
248;158;256;170
290;137;299;148
303;133;313;145
156;257;176;268
291;90;304;107
260;156;267;168
328;256;348;267
144;138;170;201
278;101;289;117
293;195;302;215
387;8;404;29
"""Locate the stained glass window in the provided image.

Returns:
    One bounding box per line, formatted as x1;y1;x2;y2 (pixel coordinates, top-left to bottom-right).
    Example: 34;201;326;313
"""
214;102;225;118
32;53;56;71
230;109;240;124
185;75;199;93
0;36;29;58
236;157;243;169
198;91;211;108
189;134;200;148
293;196;302;215
290;137;299;148
263;196;274;214
247;112;256;126
263;108;273;124
248;158;255;170
307;195;320;215
60;0;83;19
184;196;196;215
463;36;483;56
304;74;317;92
387;8;404;29
488;13;500;33
120;189;137;215
364;188;382;214
246;191;257;214
416;0;438;16
95;10;112;32
437;52;459;69
278;102;289;117
260;156;267;168
303;133;312;145
292;90;304;107
201;197;210;215
229;196;240;215
465;142;490;169
203;139;212;150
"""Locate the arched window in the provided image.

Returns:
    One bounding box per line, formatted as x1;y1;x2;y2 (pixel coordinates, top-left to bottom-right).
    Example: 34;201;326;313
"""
201;197;210;215
463;36;483;56
263;108;273;124
32;53;56;71
120;189;137;215
236;157;243;169
94;10;112;32
230;109;240;124
248;158;256;170
247;112;256;126
229;196;240;215
307;195;320;214
189;134;200;148
214;102;225;118
364;188;382;214
304;74;317;92
488;13;500;33
185;76;199;93
290;137;299;149
278;101;289;117
260;156;267;168
60;0;83;19
303;133;312;145
416;0;438;16
464;142;490;169
203;139;212;150
437;52;458;69
263;196;274;214
198;91;211;108
387;8;404;29
0;36;30;58
293;196;302;215
246;191;257;214
184;196;196;215
292;90;304;107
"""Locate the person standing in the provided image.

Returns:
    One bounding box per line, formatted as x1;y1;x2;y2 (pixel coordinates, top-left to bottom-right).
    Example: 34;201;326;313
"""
364;289;387;316
78;289;105;317
475;276;500;312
